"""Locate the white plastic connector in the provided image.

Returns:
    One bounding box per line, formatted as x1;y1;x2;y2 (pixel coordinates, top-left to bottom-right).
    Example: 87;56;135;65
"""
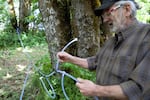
74;38;78;41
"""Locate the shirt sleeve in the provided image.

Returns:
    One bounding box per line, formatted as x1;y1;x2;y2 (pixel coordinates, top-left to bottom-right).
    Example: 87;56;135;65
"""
120;39;150;100
86;38;114;70
120;80;143;100
87;56;97;70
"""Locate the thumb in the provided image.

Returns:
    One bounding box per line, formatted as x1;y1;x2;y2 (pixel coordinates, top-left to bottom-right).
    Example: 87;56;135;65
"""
77;78;85;83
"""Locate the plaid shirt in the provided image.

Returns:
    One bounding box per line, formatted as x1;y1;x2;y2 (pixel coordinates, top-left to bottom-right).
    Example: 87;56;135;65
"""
87;20;150;100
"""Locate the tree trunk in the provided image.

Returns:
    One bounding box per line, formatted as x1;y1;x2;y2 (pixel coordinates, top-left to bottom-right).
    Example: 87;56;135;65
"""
38;0;72;67
38;0;101;67
19;0;31;32
7;0;18;29
70;0;100;57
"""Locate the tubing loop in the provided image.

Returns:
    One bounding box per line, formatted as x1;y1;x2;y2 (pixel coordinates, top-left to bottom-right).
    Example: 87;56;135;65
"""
57;70;77;82
55;38;78;70
61;73;69;100
39;77;56;99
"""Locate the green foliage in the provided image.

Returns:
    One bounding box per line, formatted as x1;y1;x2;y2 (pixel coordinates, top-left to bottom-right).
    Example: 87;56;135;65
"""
0;0;46;49
21;31;46;47
136;0;150;23
27;55;96;100
32;0;39;3
25;0;43;30
0;30;46;49
0;0;12;30
0;30;18;49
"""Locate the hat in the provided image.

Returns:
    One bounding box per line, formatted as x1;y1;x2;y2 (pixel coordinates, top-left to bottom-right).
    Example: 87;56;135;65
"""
94;0;138;16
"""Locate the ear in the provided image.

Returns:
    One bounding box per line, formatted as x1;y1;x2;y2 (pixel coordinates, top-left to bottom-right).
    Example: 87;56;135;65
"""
124;3;132;17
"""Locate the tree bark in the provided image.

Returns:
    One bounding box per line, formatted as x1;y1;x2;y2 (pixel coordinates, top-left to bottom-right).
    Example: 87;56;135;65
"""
71;0;100;57
39;0;72;67
19;0;31;32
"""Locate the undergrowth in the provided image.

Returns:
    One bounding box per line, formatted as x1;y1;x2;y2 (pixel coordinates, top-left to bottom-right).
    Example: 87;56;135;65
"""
0;25;96;100
24;55;96;100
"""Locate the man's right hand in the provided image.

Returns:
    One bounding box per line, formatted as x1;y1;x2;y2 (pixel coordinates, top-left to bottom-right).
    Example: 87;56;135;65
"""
57;52;74;63
57;52;88;69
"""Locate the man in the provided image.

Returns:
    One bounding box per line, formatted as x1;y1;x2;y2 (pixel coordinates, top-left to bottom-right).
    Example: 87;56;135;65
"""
57;0;150;100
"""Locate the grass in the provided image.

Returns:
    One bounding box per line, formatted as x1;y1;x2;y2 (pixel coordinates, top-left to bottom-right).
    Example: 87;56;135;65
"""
0;45;49;100
0;28;48;100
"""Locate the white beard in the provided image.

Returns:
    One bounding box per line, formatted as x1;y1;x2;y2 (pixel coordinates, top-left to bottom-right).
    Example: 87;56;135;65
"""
109;10;126;33
109;24;118;33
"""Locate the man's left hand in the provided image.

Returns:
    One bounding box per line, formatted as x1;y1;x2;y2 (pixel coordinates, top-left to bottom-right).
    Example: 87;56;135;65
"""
76;78;98;96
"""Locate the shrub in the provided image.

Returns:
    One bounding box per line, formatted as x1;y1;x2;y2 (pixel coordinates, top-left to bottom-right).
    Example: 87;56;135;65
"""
25;55;96;100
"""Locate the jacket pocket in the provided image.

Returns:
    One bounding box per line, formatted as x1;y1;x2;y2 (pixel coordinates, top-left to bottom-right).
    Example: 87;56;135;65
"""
111;56;135;81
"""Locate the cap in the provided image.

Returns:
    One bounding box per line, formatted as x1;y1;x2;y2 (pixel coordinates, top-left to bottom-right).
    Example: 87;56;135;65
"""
94;0;139;16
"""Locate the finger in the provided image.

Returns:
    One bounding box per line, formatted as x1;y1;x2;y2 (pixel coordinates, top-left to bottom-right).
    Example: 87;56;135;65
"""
59;59;64;63
76;82;80;88
77;78;81;81
76;78;84;88
57;52;65;60
57;52;62;58
76;82;83;91
77;78;87;83
76;84;87;96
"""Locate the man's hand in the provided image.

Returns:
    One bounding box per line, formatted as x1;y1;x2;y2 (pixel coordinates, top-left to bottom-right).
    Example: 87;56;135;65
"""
76;78;98;96
57;52;73;63
57;52;88;69
76;78;128;100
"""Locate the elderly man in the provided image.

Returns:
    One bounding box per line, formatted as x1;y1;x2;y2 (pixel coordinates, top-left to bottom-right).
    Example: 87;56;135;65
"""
57;0;150;100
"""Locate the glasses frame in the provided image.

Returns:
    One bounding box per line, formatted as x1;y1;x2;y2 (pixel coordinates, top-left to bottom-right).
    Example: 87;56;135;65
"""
102;4;122;19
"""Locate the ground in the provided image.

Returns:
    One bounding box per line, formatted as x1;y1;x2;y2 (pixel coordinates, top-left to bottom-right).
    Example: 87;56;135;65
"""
0;46;48;100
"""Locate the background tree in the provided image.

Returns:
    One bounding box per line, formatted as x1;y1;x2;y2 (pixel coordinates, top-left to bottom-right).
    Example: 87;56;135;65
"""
19;0;31;32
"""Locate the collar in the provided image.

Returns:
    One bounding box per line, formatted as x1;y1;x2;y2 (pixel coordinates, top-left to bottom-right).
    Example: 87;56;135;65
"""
114;32;124;48
114;19;139;47
116;19;139;40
